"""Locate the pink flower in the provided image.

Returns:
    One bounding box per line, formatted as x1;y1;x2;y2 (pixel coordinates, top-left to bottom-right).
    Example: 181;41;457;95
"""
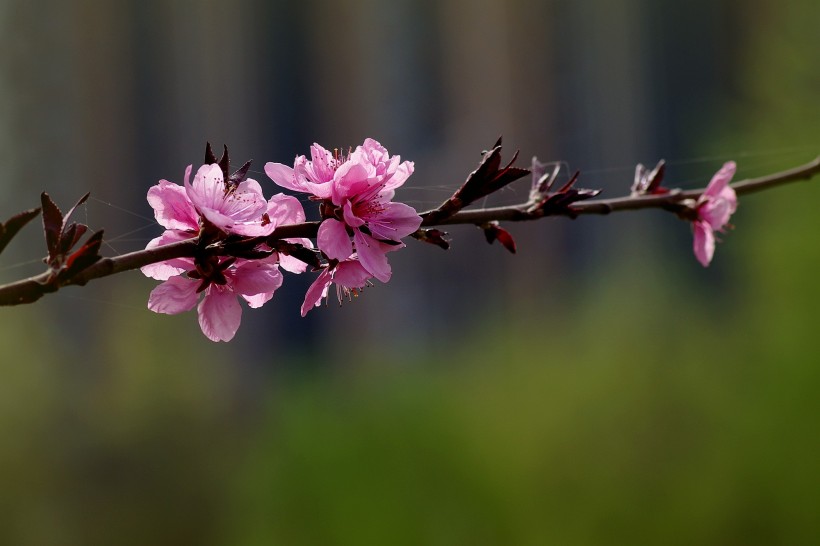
300;257;373;317
692;161;738;267
147;163;271;237
265;139;422;282
147;256;283;342
142;165;305;279
264;143;338;199
143;161;309;341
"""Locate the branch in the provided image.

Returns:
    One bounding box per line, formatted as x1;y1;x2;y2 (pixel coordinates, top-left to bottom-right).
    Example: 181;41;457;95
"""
0;155;817;306
426;155;820;224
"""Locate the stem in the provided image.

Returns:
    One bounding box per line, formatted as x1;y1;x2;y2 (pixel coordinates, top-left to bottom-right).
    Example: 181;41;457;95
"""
0;155;818;306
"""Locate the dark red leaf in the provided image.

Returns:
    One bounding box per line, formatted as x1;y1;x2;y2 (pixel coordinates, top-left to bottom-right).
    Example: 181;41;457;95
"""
631;160;668;195
412;228;450;250
217;144;230;181
40;192;64;259
228;159;253;190
530;171;601;218
482;222;517;254
424;137;530;224
67;224;89;250
59;223;78;256
60;230;104;281
204;142;218;164
0;207;40;256
62;192;90;225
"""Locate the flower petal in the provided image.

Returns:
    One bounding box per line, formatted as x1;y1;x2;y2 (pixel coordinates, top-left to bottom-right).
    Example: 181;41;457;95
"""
692;220;716;267
230;261;283;300
333;259;372;288
265;162;300;191
703;161;736;200
317;219;353;261
198;286;242;342
279;237;314;274
354;230;392;283
700;190;736;230
367;201;422;241
140;230;196;280
301;269;332;316
266;194;306;228
147;171;198;231
147;275;199;314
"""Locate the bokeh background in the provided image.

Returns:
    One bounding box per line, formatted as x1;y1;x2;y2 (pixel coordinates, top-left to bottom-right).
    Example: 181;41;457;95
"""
1;0;819;544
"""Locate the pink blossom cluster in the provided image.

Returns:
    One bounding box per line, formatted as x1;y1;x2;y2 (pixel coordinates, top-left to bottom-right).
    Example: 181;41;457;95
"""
142;139;421;341
265;138;422;315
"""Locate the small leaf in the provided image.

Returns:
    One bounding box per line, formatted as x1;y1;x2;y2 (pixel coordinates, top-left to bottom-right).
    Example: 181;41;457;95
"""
62;192;90;225
482;222;516;254
217;144;230;181
631;160;668;196
40;193;64;259
228;159;253;189
424;137;530;224
204;142;218;164
60;230;104;281
412;228;450;250
0;207;40;256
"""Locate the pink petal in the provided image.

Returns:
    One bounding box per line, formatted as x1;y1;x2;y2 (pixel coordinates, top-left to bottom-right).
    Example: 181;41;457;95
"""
230;261;283;300
699;192;736;230
266;194;306;228
279;237;313;274
317;219;353;261
147;174;198;231
198;286;242;342
367;201;422;241
692;220;716;267
354;230;392;283
147;275;199;314
342;201;366;228
381;160;414;194
702;161;736;200
301;269;333;316
332;157;374;205
307;143;336;182
187;164;226;211
333;259;372;288
265;162;300;192
140;231;196;280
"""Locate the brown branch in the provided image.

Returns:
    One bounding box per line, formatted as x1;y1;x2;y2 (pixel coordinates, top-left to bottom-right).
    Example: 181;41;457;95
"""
0;155;818;306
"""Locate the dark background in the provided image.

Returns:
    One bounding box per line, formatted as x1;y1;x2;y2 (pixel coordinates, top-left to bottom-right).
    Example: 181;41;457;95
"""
1;0;819;543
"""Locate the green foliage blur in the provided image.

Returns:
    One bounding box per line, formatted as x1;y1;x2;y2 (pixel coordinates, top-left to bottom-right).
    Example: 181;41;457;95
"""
1;0;819;544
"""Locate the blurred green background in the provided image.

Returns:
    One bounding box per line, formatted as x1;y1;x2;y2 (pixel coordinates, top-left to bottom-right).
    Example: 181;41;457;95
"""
1;0;819;544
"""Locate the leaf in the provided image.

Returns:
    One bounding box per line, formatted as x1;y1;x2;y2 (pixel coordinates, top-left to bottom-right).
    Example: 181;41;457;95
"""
62;192;90;225
0;207;40;256
456;138;529;203
60;230;104;281
424;137;530;224
40;192;64;259
228;159;253;189
530;171;601;218
217;144;230;181
411;228;450;250
204;141;218;164
631;160;668;196
482;222;517;254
